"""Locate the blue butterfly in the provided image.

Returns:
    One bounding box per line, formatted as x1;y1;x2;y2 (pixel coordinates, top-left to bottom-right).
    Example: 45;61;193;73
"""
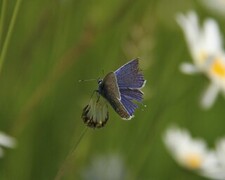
82;58;146;128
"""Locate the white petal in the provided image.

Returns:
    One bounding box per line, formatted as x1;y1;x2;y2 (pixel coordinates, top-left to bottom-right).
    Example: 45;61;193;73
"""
201;171;225;180
0;132;16;148
200;83;220;109
215;138;225;165
200;151;219;170
202;19;223;54
200;138;225;179
176;11;200;51
180;62;200;74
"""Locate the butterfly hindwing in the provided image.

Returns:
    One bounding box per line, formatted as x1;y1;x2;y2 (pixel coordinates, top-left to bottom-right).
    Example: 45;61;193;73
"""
119;89;144;102
82;93;109;128
120;94;137;118
118;88;144;118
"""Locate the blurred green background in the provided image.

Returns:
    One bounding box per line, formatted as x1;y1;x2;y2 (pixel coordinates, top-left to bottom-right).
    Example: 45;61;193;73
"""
0;0;225;179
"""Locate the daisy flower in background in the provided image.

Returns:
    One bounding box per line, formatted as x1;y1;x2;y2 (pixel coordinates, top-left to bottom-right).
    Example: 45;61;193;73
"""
82;154;128;180
203;138;225;180
0;131;16;158
199;0;225;17
202;57;225;109
215;138;225;171
163;126;213;171
163;126;225;180
177;11;225;109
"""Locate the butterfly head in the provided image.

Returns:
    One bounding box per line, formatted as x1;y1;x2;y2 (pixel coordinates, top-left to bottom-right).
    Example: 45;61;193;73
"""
97;78;103;85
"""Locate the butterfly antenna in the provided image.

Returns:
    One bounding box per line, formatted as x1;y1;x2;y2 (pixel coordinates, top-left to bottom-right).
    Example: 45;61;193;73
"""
78;79;97;83
54;127;88;180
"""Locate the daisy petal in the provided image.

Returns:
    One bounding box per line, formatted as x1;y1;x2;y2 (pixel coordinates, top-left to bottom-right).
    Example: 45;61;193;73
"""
200;83;220;109
203;19;223;54
180;62;200;74
0;132;16;148
176;11;200;52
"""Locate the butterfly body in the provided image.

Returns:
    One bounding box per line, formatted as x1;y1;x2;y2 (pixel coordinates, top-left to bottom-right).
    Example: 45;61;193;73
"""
82;58;146;128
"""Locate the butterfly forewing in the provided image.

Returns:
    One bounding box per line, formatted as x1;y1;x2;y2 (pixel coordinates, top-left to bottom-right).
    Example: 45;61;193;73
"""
115;58;146;89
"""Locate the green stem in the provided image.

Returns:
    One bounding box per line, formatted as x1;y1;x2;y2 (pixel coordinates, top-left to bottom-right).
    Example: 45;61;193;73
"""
54;127;88;180
0;0;22;74
0;0;7;48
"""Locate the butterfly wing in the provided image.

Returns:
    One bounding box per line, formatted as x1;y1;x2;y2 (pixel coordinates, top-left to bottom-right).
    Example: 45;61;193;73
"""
82;93;109;128
115;58;146;89
119;89;144;102
114;59;146;119
98;59;146;120
119;89;144;118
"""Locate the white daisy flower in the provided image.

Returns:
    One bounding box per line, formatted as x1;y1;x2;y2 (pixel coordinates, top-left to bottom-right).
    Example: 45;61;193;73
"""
201;56;225;109
204;138;225;180
164;126;212;171
199;0;225;17
0;131;16;158
82;154;128;180
177;11;225;109
177;11;223;72
197;137;225;180
164;127;225;179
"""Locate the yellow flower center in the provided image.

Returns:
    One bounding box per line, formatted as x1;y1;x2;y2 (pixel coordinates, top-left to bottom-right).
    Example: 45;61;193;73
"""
183;153;202;169
211;59;225;77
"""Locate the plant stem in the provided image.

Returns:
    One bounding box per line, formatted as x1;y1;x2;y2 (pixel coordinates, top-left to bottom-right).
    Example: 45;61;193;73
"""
0;0;7;49
0;0;22;74
54;127;88;180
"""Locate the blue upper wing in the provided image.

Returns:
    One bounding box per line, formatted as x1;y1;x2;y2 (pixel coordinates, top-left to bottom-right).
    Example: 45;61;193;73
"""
114;58;146;89
113;59;146;118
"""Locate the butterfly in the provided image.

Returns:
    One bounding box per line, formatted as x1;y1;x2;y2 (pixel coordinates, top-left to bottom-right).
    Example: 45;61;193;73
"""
82;58;146;128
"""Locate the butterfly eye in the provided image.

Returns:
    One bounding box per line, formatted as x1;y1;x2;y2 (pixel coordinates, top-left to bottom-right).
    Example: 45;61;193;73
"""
98;79;103;84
